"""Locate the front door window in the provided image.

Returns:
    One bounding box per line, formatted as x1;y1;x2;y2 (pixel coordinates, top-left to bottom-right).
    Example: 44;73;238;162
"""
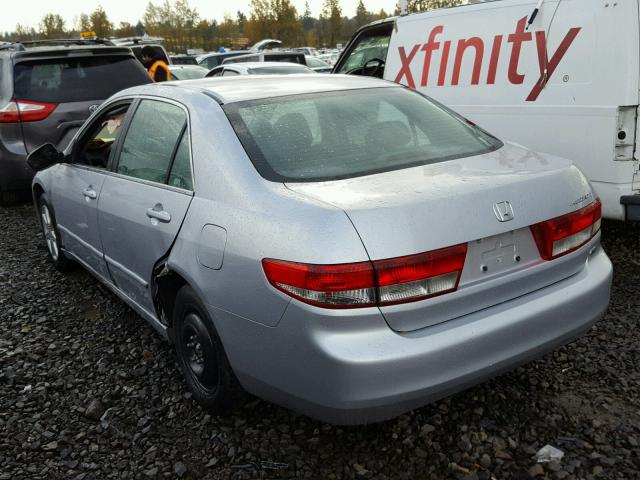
74;104;131;169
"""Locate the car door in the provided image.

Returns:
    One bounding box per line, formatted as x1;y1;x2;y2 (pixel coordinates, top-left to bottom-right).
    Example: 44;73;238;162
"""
52;101;134;280
98;98;194;313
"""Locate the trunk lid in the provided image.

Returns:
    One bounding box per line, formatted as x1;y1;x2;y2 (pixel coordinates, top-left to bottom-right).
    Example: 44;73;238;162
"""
286;143;597;332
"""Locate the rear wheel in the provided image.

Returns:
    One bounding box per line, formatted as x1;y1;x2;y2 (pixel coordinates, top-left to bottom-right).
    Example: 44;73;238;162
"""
173;286;242;413
37;194;73;272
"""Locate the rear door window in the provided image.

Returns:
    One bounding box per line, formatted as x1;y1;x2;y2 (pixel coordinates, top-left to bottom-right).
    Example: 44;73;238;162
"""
168;130;193;191
13;56;151;103
116;99;187;184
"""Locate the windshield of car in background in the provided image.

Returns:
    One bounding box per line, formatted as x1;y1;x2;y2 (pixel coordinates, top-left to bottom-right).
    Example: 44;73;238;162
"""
249;65;313;75
223;87;503;182
13;56;151;103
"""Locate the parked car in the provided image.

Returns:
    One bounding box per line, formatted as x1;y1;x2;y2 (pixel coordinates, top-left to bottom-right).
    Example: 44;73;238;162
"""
336;0;640;221
205;62;314;77
29;75;612;424
294;47;319;56
170;54;198;65
318;52;339;66
168;65;209;80
197;51;252;70
0;43;151;204
222;51;306;65
305;55;332;73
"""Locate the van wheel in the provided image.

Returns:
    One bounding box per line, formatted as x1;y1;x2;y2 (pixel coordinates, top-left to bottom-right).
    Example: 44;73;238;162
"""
37;194;73;272
173;285;242;413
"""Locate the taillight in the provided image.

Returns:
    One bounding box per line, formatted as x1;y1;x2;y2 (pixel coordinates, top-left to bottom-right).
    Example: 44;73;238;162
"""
0;100;57;123
530;198;602;261
262;259;376;308
262;244;468;309
375;245;467;306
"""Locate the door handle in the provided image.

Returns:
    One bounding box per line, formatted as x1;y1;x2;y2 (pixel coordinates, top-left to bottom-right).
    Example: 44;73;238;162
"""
82;187;98;200
146;205;171;223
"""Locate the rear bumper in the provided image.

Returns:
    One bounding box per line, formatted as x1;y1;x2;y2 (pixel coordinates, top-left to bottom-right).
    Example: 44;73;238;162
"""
0;148;32;193
620;194;640;222
213;246;612;425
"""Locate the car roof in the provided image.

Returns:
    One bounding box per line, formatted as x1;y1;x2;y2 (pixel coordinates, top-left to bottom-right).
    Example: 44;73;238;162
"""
1;45;135;61
223;61;311;71
122;74;398;104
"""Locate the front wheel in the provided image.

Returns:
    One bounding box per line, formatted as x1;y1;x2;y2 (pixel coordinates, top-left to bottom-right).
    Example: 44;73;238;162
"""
38;194;73;272
173;286;242;413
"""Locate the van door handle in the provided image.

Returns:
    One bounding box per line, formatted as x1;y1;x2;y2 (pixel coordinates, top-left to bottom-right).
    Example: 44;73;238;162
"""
146;205;171;223
82;187;98;200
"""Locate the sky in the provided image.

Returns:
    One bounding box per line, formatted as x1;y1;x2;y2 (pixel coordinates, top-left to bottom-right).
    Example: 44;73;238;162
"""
1;0;399;33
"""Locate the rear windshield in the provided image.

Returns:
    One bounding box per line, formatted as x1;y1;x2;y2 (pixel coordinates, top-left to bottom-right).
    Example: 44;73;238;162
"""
223;87;503;182
249;65;312;75
13;56;151;103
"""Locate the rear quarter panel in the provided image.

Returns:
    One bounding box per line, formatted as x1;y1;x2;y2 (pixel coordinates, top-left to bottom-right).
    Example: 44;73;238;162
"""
164;95;370;328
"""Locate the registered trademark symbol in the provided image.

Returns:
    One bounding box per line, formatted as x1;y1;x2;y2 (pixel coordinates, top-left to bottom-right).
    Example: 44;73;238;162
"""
563;75;570;82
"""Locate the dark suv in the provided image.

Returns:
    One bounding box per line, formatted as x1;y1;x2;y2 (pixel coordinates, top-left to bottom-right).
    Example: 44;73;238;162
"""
0;43;152;204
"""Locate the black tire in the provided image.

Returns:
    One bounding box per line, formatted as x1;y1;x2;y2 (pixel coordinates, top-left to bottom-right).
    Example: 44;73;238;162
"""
173;285;243;413
37;194;74;272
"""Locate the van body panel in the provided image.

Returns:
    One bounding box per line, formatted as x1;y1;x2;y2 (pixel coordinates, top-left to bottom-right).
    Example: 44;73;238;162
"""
343;0;640;220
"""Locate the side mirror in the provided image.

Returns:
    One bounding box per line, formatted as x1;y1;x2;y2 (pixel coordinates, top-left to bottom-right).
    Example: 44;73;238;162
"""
27;143;62;171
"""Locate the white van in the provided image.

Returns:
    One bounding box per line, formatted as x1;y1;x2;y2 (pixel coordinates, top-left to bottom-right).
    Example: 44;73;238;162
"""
335;0;640;221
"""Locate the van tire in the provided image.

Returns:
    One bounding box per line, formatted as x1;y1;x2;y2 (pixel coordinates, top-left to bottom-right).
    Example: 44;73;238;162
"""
173;285;243;413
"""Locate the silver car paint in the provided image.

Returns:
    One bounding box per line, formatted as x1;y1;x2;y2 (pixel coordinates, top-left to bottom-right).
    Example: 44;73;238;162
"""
33;76;613;423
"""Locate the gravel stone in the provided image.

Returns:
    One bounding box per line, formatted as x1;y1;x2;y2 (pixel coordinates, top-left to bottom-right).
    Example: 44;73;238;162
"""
1;205;639;479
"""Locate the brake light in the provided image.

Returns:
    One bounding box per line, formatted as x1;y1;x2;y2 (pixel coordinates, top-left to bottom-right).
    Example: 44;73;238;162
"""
0;100;57;123
262;244;468;309
375;245;467;306
262;259;376;308
530;198;602;261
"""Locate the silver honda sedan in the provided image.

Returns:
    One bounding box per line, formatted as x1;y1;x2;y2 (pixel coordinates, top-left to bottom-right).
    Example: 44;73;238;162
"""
29;75;613;424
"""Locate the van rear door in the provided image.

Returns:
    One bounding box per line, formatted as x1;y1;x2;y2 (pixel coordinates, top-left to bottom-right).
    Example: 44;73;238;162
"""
13;52;151;154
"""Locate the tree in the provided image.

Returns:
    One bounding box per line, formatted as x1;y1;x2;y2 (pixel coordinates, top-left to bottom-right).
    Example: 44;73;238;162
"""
237;11;246;34
14;23;37;41
406;0;463;14
89;6;114;37
321;0;342;47
135;21;145;36
116;22;137;37
40;14;66;39
77;14;91;32
355;0;370;28
301;1;315;31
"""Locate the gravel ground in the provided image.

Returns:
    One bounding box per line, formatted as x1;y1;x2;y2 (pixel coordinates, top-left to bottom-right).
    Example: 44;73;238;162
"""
1;203;639;480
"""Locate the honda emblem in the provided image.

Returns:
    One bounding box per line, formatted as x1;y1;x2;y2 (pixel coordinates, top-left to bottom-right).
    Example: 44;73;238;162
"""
493;201;514;222
88;104;100;114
